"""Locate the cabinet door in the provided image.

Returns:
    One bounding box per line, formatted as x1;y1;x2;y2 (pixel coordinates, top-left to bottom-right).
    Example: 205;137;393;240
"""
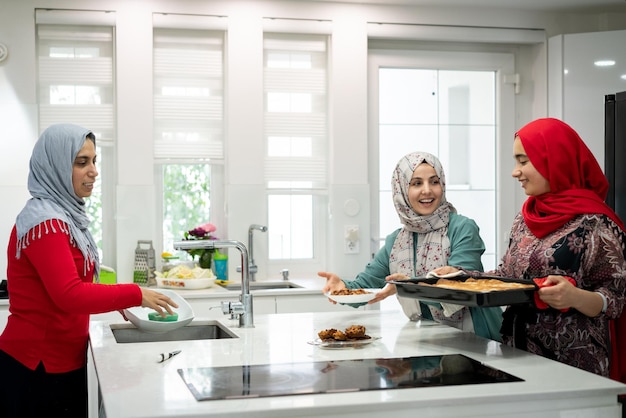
188;295;276;318
275;294;379;313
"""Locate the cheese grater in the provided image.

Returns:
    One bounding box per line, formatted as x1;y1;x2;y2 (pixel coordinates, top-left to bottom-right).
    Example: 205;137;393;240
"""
133;240;156;286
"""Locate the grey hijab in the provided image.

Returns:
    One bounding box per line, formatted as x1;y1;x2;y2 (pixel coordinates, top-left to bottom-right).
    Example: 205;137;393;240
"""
15;124;100;278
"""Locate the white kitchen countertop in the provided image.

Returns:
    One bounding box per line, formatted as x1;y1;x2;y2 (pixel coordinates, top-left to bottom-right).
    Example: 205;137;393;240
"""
89;308;626;418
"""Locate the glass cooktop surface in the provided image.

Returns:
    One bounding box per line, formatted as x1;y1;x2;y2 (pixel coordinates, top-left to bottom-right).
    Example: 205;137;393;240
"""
177;354;523;401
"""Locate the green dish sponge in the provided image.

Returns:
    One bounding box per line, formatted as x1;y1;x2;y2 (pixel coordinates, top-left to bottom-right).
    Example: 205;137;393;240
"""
148;311;179;322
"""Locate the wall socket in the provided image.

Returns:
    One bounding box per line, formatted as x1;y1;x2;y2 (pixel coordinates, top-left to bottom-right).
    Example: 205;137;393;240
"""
344;225;360;254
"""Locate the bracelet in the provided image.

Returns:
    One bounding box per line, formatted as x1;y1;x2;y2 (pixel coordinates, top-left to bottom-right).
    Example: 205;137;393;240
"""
596;292;608;313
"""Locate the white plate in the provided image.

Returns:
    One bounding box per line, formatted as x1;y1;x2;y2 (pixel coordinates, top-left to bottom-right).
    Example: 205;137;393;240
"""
307;336;381;349
325;289;379;304
123;289;194;333
156;277;213;290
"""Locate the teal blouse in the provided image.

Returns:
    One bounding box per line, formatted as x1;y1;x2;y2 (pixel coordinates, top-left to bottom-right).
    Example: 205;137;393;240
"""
343;213;503;341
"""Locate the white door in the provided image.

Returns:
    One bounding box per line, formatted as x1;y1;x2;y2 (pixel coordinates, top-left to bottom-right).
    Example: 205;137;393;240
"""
369;49;516;270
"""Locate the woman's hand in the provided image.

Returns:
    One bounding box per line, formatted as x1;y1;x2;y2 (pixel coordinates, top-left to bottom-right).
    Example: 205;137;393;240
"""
318;271;347;304
537;275;603;317
365;272;407;304
140;288;179;317
118;309;128;321
535;275;579;311
430;266;459;276
534;274;605;316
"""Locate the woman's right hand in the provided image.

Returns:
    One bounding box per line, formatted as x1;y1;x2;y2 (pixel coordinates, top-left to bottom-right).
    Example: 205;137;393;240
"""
140;288;179;318
430;266;460;276
318;271;347;304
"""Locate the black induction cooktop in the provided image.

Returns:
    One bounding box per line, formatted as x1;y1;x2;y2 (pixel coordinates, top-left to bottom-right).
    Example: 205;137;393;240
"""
0;280;7;299
177;354;523;401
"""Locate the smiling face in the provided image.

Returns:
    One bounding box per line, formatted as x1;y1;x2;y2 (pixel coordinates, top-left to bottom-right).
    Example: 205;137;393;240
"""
408;162;443;215
512;136;550;196
72;138;98;198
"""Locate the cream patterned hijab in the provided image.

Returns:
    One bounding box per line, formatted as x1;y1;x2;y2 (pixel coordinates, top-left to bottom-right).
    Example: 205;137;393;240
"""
388;152;456;319
15;124;100;278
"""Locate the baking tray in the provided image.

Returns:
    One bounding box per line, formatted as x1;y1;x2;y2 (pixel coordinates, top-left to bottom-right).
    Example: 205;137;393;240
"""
391;274;537;307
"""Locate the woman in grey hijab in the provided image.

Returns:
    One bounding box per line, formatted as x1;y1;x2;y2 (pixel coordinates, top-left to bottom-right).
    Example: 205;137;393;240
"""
319;151;502;340
0;124;178;417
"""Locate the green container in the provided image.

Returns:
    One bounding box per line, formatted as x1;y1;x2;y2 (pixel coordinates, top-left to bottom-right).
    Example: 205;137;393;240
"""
100;266;116;284
213;251;228;281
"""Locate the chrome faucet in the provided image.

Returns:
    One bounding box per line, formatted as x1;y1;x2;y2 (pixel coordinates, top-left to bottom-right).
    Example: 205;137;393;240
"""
238;224;267;282
174;239;253;328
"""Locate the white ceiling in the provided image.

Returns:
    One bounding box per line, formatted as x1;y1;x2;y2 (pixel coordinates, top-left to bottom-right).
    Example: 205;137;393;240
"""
308;0;626;13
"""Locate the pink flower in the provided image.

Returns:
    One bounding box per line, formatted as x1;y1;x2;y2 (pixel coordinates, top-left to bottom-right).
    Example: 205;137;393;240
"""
198;223;216;234
186;222;218;240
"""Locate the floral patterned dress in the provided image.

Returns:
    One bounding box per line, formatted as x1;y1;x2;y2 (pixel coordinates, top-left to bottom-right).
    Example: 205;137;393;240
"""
492;212;626;376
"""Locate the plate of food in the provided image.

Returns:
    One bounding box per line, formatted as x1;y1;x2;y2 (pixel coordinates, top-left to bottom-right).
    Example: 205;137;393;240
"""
308;325;380;349
325;288;379;304
155;264;215;290
123;288;195;333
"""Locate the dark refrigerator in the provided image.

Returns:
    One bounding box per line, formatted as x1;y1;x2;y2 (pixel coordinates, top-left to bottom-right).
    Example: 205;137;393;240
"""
605;91;626;399
605;91;626;224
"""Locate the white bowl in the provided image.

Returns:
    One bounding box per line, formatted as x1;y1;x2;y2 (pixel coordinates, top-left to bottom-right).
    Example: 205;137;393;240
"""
123;289;194;333
156;276;213;290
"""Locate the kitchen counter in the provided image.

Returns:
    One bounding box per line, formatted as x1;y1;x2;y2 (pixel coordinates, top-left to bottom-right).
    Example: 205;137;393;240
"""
89;309;626;418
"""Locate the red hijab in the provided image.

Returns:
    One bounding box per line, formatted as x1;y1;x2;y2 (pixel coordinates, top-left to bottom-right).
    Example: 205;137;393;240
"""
517;118;624;238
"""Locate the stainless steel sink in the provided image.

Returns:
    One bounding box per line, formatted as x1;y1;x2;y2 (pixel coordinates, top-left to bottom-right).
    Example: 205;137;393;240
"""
111;321;238;343
218;281;303;291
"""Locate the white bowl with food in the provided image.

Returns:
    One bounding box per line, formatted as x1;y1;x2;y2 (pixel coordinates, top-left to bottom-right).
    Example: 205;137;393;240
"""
325;288;380;304
123;289;194;333
155;264;215;290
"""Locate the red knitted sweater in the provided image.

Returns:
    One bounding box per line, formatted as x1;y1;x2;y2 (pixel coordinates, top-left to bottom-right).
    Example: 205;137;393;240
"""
0;221;142;373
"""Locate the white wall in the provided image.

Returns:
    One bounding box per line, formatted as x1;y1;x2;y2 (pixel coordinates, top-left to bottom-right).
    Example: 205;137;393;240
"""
1;0;625;282
548;29;626;169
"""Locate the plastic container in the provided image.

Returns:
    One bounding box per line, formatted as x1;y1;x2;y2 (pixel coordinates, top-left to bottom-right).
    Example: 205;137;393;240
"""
100;265;117;284
213;250;228;282
161;256;181;273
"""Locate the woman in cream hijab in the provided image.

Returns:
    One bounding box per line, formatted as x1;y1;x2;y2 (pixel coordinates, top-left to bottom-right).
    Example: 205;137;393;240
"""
320;151;502;340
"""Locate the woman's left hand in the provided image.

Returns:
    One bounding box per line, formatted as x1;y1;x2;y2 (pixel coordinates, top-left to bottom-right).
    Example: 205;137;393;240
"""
535;275;578;311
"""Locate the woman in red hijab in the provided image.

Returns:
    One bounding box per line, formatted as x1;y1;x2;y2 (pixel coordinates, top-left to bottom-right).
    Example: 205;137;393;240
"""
502;118;626;378
437;118;626;379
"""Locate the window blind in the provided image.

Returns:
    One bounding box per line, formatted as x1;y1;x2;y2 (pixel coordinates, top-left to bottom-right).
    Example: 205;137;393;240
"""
264;33;328;190
35;9;117;265
36;15;115;144
153;28;224;161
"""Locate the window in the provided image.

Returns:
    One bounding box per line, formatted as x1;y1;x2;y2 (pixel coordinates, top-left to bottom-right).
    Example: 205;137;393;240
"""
264;33;329;263
370;49;516;270
36;9;116;265
153;25;225;258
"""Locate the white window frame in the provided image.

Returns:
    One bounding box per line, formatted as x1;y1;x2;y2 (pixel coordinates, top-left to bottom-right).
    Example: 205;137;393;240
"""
368;47;517;268
263;30;330;274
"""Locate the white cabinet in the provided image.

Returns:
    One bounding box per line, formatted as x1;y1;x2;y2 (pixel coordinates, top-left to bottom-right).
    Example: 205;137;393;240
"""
182;292;378;317
275;294;376;313
186;295;276;318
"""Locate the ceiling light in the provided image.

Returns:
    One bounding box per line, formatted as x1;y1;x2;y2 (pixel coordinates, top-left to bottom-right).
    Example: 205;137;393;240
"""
594;60;616;67
621;74;626;80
